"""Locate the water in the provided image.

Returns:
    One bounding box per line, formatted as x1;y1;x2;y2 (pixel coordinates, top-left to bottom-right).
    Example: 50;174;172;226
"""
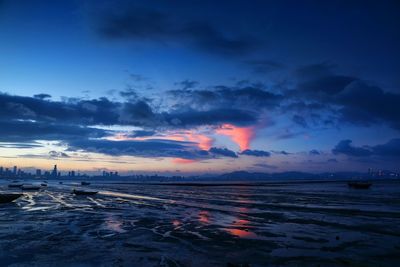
1;180;400;266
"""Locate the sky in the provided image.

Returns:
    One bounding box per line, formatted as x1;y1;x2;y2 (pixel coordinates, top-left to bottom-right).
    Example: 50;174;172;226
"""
0;0;399;175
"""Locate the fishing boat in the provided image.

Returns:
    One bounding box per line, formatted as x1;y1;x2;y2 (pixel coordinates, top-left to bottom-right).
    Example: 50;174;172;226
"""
348;181;372;189
8;181;23;188
21;184;41;190
0;193;23;203
72;189;98;195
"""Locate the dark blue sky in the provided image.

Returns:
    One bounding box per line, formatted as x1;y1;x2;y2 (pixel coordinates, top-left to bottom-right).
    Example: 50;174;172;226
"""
0;0;399;174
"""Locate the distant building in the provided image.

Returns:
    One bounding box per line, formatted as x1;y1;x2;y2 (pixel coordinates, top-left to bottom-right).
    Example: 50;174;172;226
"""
51;165;58;177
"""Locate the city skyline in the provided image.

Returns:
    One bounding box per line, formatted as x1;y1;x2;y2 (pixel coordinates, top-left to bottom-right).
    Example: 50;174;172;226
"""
0;1;400;174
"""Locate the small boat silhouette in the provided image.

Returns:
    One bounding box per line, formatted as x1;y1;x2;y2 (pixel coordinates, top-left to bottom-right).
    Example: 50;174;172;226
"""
81;181;91;186
348;181;372;189
21;184;41;190
8;181;23;188
73;189;98;195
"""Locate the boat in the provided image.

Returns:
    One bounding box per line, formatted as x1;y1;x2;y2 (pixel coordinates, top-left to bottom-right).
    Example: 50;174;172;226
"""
72;189;98;195
21;184;41;190
41;183;48;187
0;193;23;203
8;182;23;188
81;181;91;186
348;181;372;189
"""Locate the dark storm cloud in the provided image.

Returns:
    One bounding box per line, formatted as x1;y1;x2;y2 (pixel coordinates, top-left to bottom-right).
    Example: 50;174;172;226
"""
165;108;257;127
1;91;261;130
168;85;283;110
67;138;199;158
336;82;400;129
67;139;240;160
0;120;107;143
0;93;121;125
332;140;372;157
208;147;238;158
240;149;271;157
95;4;255;56
332;139;400;158
290;64;400;130
370;139;400;158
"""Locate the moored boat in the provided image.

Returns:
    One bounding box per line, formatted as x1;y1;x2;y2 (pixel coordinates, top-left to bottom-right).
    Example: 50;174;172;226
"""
0;193;23;203
8;181;23;188
348;181;372;189
21;184;41;190
72;189;98;195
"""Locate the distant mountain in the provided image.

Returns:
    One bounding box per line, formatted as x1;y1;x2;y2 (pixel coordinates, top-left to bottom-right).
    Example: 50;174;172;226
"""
218;171;319;180
217;170;371;181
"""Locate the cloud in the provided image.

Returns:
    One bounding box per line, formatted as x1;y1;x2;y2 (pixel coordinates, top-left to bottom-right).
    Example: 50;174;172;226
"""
168;85;282;111
175;80;199;90
336;82;400;129
95;4;256;56
289;65;400;130
272;150;291;155
33;93;51;100
67;138;202;159
209;147;238;158
332;140;372;157
49;151;70;158
67;137;246;160
166;108;257;128
0;93;121;125
127;130;156;138
371;139;400;157
0;120;107;143
216;124;255;151
332;139;400;158
240;149;271;157
0;91;262;130
292;115;308;128
309;149;321;155
0;142;43;149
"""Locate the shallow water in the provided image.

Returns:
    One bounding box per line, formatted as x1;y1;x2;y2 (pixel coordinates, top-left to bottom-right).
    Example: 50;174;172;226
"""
1;180;400;266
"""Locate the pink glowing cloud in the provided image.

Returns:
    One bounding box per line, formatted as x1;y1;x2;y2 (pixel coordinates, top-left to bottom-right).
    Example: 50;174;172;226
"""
172;158;196;164
216;124;255;151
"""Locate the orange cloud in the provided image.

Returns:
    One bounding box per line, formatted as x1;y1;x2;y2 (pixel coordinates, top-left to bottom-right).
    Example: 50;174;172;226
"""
172;158;196;164
216;124;255;151
186;131;213;150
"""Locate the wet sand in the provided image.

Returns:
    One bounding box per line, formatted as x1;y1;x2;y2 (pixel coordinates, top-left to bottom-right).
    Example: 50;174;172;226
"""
1;180;400;266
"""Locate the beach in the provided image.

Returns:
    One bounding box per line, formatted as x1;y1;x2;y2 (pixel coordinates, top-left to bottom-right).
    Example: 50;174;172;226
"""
1;180;400;266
